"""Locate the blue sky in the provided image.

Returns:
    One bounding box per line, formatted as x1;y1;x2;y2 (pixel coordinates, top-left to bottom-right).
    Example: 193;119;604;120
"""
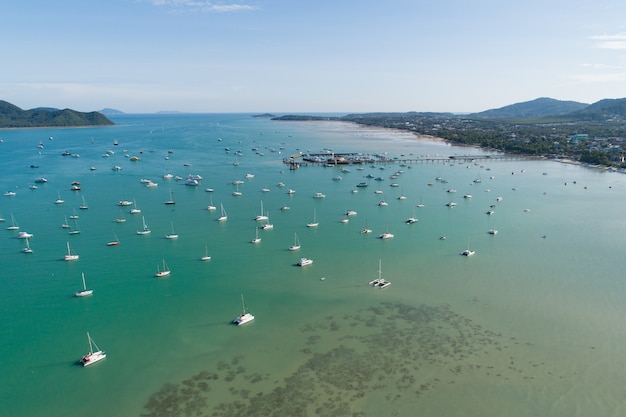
2;0;626;113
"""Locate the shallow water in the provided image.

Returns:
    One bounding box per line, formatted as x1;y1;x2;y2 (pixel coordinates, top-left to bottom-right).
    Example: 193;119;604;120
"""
1;114;625;417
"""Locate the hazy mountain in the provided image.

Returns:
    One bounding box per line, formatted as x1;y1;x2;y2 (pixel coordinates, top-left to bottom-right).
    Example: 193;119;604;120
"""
0;100;113;128
568;98;626;121
99;108;125;115
469;97;589;119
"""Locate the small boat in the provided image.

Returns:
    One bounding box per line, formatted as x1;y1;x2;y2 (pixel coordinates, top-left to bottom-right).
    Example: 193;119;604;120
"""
360;219;372;234
488;229;498;235
61;216;71;229
306;209;319;228
217;203;227;222
201;246;211;261
137;216;151;235
7;213;19;230
313;192;326;199
232;184;242;196
250;227;261;244
130;199;141;214
34;177;48;183
80;332;106;367
118;200;132;206
55;192;64;204
233;294;255;326
405;208;418;224
75;272;93;297
260;214;273;230
287;189;296;195
345;210;357;216
460;238;475;256
113;210;126;223
207;195;216;211
22;237;33;253
107;233;120;246
254;201;268;221
79;195;88;210
164;190;175;205
69;218;81;235
288;233;301;251
155;259;171;277
165;222;179;239
379;225;394;239
298;257;313;267
64;241;79;261
17;231;33;239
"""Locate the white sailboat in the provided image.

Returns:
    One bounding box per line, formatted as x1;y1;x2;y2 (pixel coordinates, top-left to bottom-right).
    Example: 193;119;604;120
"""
233;294;254;325
288;233;301;251
55;191;64;204
75;272;93;297
130;198;141;214
80;332;106;366
7;213;19;230
360;219;372;234
61;215;71;229
165;222;179;239
250;228;261;244
137;216;151;235
232;183;242;196
69;219;81;235
155;259;171;277
207;195;216;211
306;209;319;227
217;203;227;222
460;238;475;256
260;213;273;230
107;233;120;246
22;237;33;253
369;259;391;288
255;200;268;221
378;225;394;239
201;246;211;261
405;207;418;224
64;241;79;261
79;195;88;210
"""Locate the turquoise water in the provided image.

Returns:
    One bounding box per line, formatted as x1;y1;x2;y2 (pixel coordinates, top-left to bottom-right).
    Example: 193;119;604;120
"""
2;114;626;417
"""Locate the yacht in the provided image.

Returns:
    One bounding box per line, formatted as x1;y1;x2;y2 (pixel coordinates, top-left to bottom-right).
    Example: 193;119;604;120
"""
313;192;326;199
217;203;227;222
155;259;171;277
298;257;313;267
80;332;106;367
137;216;151;235
488;229;498;235
233;294;255;326
254;201;268;221
165;223;179;239
250;228;261;244
75;272;93;297
288;233;301;251
64;242;79;261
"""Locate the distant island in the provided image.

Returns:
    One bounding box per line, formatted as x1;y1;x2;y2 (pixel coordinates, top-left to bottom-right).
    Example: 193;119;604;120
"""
252;113;276;118
273;97;626;168
0;100;113;128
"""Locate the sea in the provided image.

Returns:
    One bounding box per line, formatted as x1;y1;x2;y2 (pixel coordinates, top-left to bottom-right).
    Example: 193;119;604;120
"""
1;113;625;417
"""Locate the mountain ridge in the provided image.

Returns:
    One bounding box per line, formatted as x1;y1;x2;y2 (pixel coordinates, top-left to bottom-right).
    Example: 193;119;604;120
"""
0;100;113;128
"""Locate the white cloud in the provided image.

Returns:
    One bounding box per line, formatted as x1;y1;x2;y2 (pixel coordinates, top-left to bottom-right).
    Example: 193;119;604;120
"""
571;72;626;83
590;32;626;49
151;0;256;13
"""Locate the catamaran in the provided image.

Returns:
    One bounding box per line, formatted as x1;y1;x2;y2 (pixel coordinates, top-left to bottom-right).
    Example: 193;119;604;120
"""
233;294;255;326
75;272;93;297
369;259;391;288
80;332;106;366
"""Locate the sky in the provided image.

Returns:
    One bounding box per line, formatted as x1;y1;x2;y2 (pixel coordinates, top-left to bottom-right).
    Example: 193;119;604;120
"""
2;0;626;113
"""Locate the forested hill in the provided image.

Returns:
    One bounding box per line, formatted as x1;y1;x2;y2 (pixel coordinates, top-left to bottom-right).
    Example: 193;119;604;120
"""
0;100;113;128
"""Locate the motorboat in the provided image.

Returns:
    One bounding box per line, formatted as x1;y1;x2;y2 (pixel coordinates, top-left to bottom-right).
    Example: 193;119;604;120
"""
298;257;313;267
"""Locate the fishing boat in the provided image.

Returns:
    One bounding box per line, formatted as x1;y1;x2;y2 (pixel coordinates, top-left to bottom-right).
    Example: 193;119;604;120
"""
201;246;211;261
137;216;151;235
233;294;255;326
75;272;93;297
288;233;301;251
164;190;175;205
254;201;268;221
64;241;79;261
298;257;313;266
165;222;179;239
217;203;227;222
80;332;106;367
155;259;171;277
306;209;319;227
107;233;120;246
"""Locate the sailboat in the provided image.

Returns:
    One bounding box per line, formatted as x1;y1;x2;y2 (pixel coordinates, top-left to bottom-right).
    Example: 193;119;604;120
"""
232;183;242;196
137;216;151;235
360;219;372;234
260;213;273;230
61;215;71;229
405;207;418;224
75;272;93;297
54;191;64;204
165;222;179;239
288;233;301;251
107;233;120;246
378;225;394;239
155;259;171;277
460;237;475;256
130;198;141;214
207;195;216;211
255;200;268;221
217;203;227;222
79;195;88;210
64;241;79;261
7;213;19;230
369;259;391;288
22;237;33;253
250;227;261;244
80;332;106;366
164;190;175;205
69;218;81;235
306;209;319;227
233;294;255;325
201;246;211;261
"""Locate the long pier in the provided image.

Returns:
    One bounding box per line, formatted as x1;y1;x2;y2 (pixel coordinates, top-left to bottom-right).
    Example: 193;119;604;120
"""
284;152;532;168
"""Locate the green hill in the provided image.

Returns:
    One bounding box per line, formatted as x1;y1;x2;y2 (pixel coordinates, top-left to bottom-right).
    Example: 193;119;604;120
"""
468;97;589;120
0;100;114;128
